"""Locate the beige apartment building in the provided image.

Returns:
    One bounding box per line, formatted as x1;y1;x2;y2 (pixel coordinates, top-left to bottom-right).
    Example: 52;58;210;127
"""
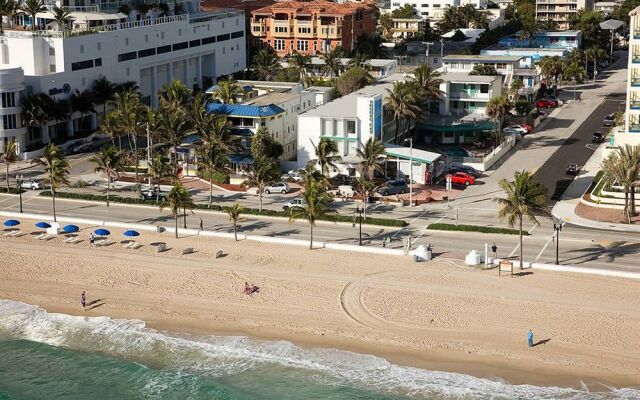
536;0;594;30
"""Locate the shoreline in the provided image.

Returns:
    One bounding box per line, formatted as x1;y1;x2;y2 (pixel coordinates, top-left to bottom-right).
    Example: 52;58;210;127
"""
1;221;639;392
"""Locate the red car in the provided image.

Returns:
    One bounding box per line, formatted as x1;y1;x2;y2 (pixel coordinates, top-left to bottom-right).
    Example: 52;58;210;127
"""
519;123;533;133
446;172;476;186
536;99;558;108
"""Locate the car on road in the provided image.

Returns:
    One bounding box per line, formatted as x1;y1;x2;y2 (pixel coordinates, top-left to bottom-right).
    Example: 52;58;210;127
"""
592;131;605;143
376;179;409;196
449;165;481;178
264;181;291;194
505;125;529;135
139;187;168;201
329;174;353;188
446;172;476;186
566;163;579;175
282;198;306;211
281;168;307;182
536;99;559;108
19;179;43;190
543;96;563;105
603;113;616;127
503;129;522;140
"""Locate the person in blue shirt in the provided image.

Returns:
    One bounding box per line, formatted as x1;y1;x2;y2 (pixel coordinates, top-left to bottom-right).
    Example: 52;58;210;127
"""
527;329;534;347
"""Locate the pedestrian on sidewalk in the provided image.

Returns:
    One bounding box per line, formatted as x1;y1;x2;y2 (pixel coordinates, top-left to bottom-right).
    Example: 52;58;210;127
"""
527;329;534;347
491;243;497;259
89;233;95;247
199;218;203;231
81;291;86;311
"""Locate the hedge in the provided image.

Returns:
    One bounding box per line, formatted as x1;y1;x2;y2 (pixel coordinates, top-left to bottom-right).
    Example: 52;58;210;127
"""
40;191;408;228
122;166;149;174
0;187;24;194
427;223;526;235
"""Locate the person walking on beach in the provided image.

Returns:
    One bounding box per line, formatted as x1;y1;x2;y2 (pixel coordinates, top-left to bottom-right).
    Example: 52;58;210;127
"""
491;243;497;259
199;218;203;231
81;291;86;311
527;329;534;347
89;233;95;247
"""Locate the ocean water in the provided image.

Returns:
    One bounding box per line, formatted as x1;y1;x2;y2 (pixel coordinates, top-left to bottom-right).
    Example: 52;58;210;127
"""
0;300;638;400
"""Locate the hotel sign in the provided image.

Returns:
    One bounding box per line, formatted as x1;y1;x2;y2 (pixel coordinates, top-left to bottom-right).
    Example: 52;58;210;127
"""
49;84;71;96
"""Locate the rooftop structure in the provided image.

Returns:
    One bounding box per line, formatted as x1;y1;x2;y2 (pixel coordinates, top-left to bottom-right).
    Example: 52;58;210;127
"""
381;0;487;21
441;28;486;43
497;30;583;49
250;0;377;56
281;57;398;79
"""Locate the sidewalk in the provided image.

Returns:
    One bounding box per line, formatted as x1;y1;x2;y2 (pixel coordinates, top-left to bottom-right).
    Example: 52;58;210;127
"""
551;144;640;232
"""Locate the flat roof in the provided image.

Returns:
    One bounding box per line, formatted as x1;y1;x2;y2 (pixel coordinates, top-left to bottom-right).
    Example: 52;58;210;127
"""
300;74;403;119
482;46;567;53
305;57;396;68
244;92;300;106
440;72;500;83
384;144;441;164
443;54;524;63
306;86;333;93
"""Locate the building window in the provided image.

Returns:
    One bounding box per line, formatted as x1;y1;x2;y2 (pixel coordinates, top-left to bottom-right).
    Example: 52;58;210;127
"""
117;51;137;62
274;39;285;50
79;44;84;53
157;45;171;54
138;48;156;58
298;27;311;34
172;41;188;51
189;39;201;47
71;59;94;71
94;58;102;67
275;26;287;33
231;30;244;38
297;40;308;51
50;64;56;73
145;34;148;42
2;114;16;130
97;42;101;51
1;93;15;108
496;63;507;69
346;120;356;134
202;36;216;45
480;84;489;93
217;33;230;41
125;38;129;46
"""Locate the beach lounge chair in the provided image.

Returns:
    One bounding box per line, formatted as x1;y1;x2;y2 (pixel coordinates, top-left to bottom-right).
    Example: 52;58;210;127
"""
181;247;194;255
155;243;167;253
129;243;142;250
35;232;47;239
66;236;81;244
3;230;14;237
8;230;22;237
38;234;51;241
97;239;113;247
63;235;75;243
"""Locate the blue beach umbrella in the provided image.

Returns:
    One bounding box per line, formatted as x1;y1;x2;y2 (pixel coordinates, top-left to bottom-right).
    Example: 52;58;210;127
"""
123;230;140;237
3;219;20;227
63;225;79;233
35;222;51;229
94;228;111;236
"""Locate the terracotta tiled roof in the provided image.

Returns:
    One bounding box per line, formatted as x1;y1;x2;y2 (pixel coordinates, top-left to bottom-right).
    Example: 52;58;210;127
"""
252;0;374;16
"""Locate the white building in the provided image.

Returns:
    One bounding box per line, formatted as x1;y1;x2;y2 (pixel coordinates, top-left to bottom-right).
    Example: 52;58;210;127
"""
0;65;26;154
617;6;640;147
438;72;502;116
441;54;536;90
0;3;247;155
282;57;398;80
297;73;445;183
384;0;487;21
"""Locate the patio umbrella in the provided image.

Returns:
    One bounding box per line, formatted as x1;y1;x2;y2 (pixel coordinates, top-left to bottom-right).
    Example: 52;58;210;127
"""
123;230;140;237
3;220;20;227
63;225;79;233
35;222;51;229
94;228;111;236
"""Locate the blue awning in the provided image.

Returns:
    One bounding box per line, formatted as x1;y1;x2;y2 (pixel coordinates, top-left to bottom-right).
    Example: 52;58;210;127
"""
229;154;254;165
207;103;285;118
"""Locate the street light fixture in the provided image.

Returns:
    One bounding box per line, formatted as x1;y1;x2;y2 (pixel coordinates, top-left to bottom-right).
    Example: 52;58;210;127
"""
353;206;363;246
16;174;23;213
403;137;413;207
553;221;563;265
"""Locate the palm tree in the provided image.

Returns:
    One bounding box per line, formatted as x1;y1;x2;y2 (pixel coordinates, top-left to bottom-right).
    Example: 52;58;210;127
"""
354;177;379;220
1;141;18;191
288;51;312;85
356;137;385;180
21;93;50;142
160;80;192;112
497;171;548;269
486;96;512;144
602;145;640;221
562;62;586;101
161;182;195;238
412;63;444;114
245;157;280;212
69;89;96;133
252;47;280;81
21;0;45;30
312;138;342;177
385;81;421;144
320;46;344;78
203;115;232;147
227;202;243;241
159;107;191;173
113;89;146;181
89;146;123;207
49;98;70;140
289;177;332;249
199;141;229;207
0;0;17;34
92;77;117;121
31;144;69;221
51;6;71;30
379;13;393;38
212;78;243;104
334;66;374;96
148;155;175;203
585;46;606;85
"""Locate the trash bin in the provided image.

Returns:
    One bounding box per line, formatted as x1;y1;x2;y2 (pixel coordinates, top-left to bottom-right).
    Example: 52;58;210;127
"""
412;255;419;263
156;226;165;233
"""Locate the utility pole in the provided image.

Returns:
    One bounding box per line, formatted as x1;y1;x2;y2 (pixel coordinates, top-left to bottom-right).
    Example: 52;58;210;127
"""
553;222;563;265
353;206;363;245
147;122;152;187
404;137;413;206
16;174;23;213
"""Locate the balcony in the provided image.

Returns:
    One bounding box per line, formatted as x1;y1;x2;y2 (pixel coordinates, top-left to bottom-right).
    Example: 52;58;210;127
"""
251;21;266;37
629;123;640;132
294;20;314;38
632;77;640;87
634;53;640;63
450;91;490;100
272;19;294;38
318;22;342;39
631;100;640;110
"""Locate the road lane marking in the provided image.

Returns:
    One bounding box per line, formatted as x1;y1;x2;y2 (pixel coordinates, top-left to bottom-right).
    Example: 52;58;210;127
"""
535;234;555;261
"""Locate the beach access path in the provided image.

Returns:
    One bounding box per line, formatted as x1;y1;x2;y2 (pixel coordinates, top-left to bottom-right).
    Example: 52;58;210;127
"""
0;221;639;391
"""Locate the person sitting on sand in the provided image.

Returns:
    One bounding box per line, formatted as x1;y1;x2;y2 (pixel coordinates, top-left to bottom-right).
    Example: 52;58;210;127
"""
244;282;251;294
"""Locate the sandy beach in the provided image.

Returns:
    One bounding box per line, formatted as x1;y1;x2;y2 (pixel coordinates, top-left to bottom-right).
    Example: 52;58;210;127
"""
1;219;639;391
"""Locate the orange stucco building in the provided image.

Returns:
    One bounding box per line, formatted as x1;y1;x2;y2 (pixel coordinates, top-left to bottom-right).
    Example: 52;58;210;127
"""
250;1;377;56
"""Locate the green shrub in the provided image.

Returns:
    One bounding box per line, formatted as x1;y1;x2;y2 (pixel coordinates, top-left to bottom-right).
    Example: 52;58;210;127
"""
0;187;24;194
39;190;407;227
198;170;229;184
121;166;149;173
427;223;525;235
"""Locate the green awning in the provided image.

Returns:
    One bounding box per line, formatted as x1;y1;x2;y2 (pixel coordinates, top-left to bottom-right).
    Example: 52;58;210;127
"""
417;121;495;132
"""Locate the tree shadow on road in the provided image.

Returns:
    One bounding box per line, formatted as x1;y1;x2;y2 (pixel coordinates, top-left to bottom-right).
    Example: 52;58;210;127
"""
563;241;640;264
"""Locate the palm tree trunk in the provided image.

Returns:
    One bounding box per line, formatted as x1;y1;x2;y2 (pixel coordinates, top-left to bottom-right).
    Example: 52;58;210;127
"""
52;190;57;222
625;190;630;224
173;147;178;174
233;222;238;241
5;164;9;191
106;177;110;207
259;191;263;212
394;118;399;144
519;214;523;270
593;59;596;86
309;224;313;249
631;187;636;217
175;214;178;238
183;207;187;229
132;133;139;183
209;178;213;208
363;194;367;220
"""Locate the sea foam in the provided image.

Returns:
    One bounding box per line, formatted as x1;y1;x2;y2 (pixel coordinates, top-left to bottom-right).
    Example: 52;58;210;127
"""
0;300;638;400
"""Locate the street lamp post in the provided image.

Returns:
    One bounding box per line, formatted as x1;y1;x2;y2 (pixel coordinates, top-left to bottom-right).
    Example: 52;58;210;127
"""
553;222;563;265
16;174;23;213
147;122;152;187
404;137;413;207
353;206;363;246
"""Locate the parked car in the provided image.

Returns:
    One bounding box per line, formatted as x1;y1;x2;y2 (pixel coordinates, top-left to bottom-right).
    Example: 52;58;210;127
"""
566;163;579;175
19;179;43;190
603;113;616;127
281;168;307;182
505;125;528;135
264;181;291;194
536;99;558;108
376;179;409;196
503;129;522;140
329;174;353;188
543;96;563;105
592;131;605;143
446;172;476;186
139;187;167;201
519;123;534;133
449;165;481;178
282;198;306;211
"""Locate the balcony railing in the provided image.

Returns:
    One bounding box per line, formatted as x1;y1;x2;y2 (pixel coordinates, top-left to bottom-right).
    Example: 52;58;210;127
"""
630;100;640;109
629;123;640;132
250;21;266;36
632;76;640;86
